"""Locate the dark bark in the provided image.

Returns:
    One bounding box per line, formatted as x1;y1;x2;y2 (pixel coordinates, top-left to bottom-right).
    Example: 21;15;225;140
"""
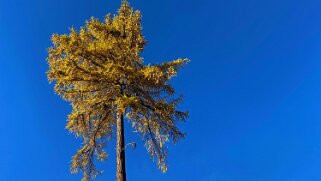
116;82;126;181
116;112;126;181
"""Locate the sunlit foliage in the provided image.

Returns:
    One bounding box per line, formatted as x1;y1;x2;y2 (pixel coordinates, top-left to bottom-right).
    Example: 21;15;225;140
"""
46;1;189;180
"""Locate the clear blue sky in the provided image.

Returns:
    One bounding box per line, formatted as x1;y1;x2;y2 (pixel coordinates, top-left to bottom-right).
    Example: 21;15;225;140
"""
1;0;321;180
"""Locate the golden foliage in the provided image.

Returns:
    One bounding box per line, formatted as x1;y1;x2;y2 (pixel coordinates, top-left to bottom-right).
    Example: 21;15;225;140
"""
47;1;189;180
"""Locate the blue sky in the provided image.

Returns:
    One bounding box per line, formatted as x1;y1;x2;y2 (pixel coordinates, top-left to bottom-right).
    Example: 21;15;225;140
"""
1;0;321;180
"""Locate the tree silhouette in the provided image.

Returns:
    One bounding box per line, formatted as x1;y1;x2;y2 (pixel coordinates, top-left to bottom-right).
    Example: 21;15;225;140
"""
46;1;189;180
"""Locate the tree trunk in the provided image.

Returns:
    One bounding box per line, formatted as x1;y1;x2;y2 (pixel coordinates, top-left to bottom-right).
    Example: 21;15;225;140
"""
116;110;126;181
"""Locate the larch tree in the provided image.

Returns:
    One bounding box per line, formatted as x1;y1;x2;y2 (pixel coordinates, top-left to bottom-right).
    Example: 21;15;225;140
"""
46;1;189;181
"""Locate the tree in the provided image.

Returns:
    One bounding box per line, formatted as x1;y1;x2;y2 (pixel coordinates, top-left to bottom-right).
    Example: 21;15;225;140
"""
46;1;189;181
